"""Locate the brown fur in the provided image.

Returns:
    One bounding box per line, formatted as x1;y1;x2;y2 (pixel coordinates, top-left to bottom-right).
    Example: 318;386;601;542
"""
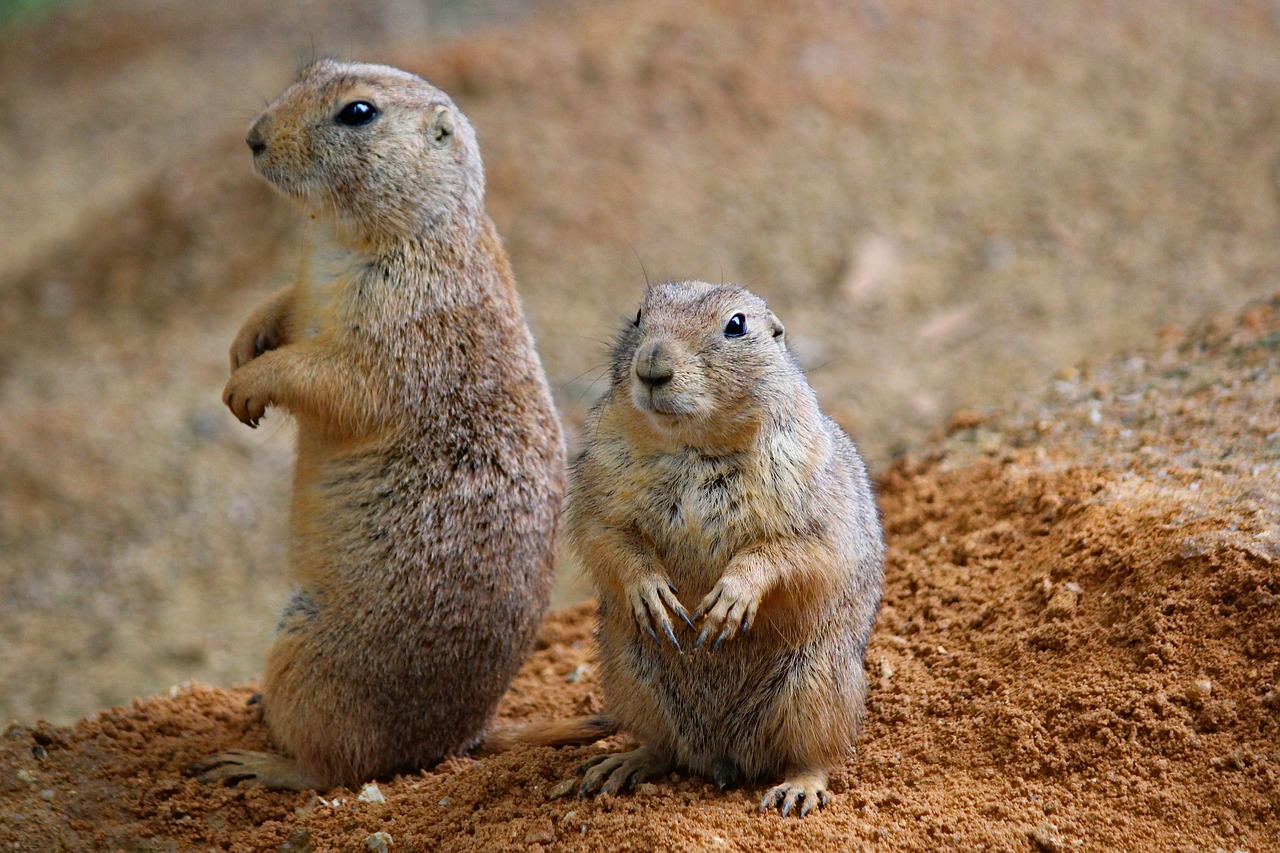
188;60;565;790
561;281;883;816
476;715;620;755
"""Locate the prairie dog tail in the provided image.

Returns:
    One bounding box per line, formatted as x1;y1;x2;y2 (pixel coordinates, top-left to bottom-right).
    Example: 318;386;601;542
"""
477;715;618;755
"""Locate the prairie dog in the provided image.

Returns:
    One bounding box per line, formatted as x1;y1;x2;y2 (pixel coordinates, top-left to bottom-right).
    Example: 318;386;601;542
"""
563;281;883;816
189;60;564;790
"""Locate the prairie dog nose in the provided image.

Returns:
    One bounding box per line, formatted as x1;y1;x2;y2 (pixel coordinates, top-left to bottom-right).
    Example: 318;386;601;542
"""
246;118;268;155
635;341;675;388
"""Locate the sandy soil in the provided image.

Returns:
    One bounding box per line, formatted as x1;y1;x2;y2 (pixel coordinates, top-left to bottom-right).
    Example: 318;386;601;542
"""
2;294;1277;850
0;0;1278;848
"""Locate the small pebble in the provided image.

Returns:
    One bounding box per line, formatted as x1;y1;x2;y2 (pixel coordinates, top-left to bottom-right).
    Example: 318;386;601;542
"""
524;818;556;844
278;827;314;853
357;782;386;804
547;778;576;800
39;789;54;802
365;831;393;852
1032;823;1062;852
1186;680;1212;702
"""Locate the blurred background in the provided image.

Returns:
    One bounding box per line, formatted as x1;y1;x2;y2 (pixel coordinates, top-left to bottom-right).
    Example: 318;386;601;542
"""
1;0;1278;725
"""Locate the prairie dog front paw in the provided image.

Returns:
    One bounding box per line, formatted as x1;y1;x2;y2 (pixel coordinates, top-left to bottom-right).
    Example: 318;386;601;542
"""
223;359;275;428
692;575;762;650
230;322;283;372
229;290;292;372
625;574;693;650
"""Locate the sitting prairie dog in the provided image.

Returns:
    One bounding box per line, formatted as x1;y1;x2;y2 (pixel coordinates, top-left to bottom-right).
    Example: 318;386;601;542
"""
188;60;565;790
562;281;883;816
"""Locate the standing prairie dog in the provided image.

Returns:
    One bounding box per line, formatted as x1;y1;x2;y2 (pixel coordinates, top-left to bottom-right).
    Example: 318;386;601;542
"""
188;60;565;790
563;281;883;816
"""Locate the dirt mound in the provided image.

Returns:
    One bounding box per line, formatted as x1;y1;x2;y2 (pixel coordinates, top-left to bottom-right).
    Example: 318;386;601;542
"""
3;297;1276;851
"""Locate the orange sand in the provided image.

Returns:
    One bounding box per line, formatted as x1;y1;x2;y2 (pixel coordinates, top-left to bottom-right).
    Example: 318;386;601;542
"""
3;297;1276;851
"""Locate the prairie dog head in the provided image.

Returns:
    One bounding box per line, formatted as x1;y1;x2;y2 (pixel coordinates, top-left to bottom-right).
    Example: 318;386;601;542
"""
245;59;483;246
609;281;792;451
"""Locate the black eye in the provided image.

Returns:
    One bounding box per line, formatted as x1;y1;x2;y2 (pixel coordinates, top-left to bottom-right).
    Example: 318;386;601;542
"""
633;309;642;327
724;313;747;338
335;101;378;127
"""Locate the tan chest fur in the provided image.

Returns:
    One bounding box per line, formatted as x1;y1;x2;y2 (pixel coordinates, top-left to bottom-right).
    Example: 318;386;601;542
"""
292;238;357;341
595;418;822;598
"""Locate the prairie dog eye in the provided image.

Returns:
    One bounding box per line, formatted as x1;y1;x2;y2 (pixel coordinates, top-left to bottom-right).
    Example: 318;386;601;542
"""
335;100;378;127
723;313;747;338
633;309;642;327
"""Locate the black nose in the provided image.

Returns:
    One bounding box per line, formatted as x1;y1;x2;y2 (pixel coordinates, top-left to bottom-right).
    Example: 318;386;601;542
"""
636;343;674;387
246;127;267;156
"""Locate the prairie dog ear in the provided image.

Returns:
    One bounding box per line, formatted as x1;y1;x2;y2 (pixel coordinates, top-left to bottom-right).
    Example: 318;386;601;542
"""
767;311;786;347
426;105;456;148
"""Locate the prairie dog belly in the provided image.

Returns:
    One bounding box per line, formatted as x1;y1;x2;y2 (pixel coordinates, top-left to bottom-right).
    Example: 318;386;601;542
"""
598;594;855;782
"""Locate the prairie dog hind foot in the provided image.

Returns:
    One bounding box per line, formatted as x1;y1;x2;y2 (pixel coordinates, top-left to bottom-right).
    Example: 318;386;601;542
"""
759;769;831;818
187;750;320;791
548;744;674;798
